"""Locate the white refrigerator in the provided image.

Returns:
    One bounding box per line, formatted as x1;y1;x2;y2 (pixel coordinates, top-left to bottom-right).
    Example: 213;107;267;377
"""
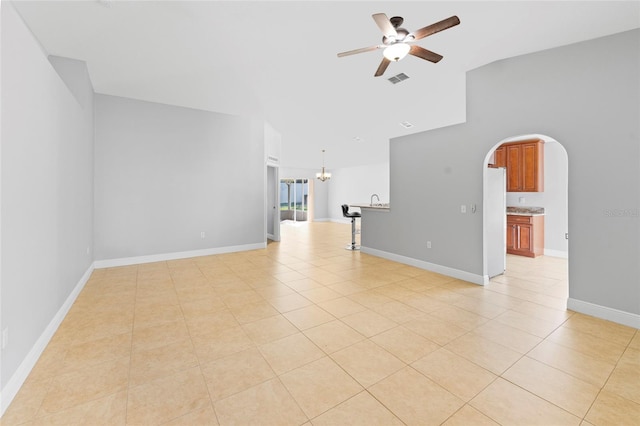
486;167;506;278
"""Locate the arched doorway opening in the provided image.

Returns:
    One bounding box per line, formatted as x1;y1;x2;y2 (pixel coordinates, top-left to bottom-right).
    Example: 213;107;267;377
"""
482;134;569;307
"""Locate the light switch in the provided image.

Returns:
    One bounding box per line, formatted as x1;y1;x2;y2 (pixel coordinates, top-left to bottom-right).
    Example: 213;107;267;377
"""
461;205;467;213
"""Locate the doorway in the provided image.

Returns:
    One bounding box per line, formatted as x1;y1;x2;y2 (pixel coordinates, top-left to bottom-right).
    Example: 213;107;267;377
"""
482;134;569;304
267;165;280;242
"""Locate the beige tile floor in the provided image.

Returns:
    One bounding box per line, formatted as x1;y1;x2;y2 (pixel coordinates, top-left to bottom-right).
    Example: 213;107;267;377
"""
2;222;639;425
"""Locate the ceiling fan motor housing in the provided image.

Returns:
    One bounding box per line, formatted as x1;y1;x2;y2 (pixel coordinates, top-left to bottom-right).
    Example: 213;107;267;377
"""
337;13;460;76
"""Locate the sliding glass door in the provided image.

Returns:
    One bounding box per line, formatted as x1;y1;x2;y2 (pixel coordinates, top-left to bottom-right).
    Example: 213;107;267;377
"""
280;178;309;222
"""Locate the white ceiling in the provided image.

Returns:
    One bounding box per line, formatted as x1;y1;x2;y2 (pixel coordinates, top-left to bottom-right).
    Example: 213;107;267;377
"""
12;1;640;168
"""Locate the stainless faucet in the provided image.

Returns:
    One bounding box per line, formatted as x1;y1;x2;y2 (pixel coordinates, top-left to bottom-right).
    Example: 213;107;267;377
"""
370;193;380;206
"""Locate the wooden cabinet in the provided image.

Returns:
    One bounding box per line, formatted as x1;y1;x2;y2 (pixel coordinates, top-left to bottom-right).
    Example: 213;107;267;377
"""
488;139;544;192
507;214;544;257
492;146;506;168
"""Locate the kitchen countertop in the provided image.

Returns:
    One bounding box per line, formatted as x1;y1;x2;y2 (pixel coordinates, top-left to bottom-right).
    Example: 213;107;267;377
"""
350;203;390;210
507;206;545;216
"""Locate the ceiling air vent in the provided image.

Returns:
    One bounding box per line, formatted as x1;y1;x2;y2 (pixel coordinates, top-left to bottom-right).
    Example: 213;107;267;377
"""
388;73;409;84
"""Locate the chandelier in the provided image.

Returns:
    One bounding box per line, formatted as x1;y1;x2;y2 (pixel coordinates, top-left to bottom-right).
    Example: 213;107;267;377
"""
316;149;331;182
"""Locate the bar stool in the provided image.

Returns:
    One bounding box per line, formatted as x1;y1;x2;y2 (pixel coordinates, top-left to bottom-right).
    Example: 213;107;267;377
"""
341;204;361;251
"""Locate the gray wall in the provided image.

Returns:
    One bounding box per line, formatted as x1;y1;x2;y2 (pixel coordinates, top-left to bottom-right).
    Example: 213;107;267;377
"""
1;3;94;390
364;29;639;317
94;94;265;261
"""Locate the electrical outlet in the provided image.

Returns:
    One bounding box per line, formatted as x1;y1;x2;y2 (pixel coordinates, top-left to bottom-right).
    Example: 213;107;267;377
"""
427;241;432;249
2;328;8;350
565;233;569;240
200;232;205;239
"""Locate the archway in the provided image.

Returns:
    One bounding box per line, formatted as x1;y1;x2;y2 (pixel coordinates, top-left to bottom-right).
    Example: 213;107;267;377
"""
482;134;569;301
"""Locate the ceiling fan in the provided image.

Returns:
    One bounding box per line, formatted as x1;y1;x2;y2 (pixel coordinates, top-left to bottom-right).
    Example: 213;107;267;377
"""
337;13;460;77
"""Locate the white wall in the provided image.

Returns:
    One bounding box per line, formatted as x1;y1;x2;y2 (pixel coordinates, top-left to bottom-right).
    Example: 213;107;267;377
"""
362;29;639;324
327;163;390;221
94;95;265;262
1;1;94;400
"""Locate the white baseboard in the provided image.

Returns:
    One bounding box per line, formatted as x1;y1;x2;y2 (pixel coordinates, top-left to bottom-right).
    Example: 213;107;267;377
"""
544;249;568;259
567;298;640;329
361;247;484;285
0;263;94;416
94;243;266;269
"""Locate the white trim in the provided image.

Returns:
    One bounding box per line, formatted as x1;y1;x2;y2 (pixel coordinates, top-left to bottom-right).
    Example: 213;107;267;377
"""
94;243;266;269
544;249;568;259
361;247;485;285
567;298;640;329
0;263;94;416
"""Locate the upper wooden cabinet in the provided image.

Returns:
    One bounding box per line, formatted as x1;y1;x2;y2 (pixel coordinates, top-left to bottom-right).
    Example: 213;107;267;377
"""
489;139;544;192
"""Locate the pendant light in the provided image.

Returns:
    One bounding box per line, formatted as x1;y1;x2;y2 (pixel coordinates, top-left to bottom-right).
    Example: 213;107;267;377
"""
316;149;331;182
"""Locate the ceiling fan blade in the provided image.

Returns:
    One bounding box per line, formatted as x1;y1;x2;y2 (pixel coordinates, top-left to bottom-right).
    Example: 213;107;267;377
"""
409;45;443;63
372;13;398;38
337;45;382;58
374;57;391;77
412;15;460;40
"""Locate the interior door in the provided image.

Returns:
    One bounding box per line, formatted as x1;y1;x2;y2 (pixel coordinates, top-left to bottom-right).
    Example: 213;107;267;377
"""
267;166;280;241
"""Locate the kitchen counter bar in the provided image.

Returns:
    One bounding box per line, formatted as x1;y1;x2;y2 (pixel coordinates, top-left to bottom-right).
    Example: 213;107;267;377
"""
350;203;390;211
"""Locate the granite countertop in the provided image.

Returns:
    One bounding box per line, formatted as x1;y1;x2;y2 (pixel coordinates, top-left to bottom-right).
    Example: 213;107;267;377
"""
507;206;545;216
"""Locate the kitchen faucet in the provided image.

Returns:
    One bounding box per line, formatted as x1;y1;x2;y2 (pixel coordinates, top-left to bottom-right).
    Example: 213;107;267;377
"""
370;193;380;206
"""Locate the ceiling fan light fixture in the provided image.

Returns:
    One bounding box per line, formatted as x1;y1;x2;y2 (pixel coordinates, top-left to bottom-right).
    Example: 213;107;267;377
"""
383;43;410;62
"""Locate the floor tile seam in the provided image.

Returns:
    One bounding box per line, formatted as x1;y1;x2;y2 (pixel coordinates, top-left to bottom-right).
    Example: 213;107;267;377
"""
522;323;596;367
278;356;367;421
423;303;492;328
493;309;567;338
441;401;502;426
302;323;367;351
373;364;468;421
545;330;628;365
32;388;128;423
20;375;57;423
264;372;313;422
326;337;408;379
475;317;549;346
560;323;638;348
496;363;594;421
409;353;500;401
443;327;527;376
310;389;408;426
503;353;607;413
188;362;222;425
120;267;147;426
257;338;326;373
590;345;640;406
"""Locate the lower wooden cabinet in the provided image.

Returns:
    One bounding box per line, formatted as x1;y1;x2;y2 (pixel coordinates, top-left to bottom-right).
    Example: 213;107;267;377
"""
507;215;544;257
